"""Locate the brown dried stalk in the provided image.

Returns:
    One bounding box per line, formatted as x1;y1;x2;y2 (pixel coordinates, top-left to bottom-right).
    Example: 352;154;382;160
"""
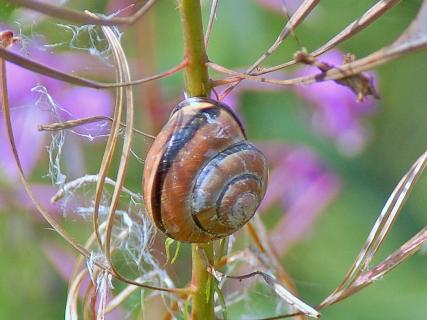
8;0;157;26
0;45;91;259
87;21;191;295
91;24;125;251
219;0;320;99
38;115;155;140
0;32;188;298
208;267;320;318
293;51;379;101
0;46;187;89
255;0;401;75
66;268;88;320
211;0;427;90
99;23;135;281
50;175;142;203
318;150;427;308
263;150;427;319
204;0;219;48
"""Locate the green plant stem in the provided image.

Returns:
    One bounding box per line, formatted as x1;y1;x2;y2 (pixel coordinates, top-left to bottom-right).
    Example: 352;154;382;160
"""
179;1;214;318
191;243;215;320
179;0;211;97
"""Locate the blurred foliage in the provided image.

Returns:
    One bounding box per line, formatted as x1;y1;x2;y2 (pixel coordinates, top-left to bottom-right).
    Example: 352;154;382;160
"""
0;0;427;319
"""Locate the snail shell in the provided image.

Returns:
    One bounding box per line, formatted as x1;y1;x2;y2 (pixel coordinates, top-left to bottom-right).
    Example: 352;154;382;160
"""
143;97;268;243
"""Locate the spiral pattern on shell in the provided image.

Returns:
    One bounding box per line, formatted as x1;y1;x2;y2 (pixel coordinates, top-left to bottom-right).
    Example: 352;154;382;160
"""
143;97;268;243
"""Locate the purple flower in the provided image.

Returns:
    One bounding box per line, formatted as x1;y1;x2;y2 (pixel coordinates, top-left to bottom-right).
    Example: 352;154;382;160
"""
0;103;49;182
258;144;340;255
0;27;114;208
294;50;379;156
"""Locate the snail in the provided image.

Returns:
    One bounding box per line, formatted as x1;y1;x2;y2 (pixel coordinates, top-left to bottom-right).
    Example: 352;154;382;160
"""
143;97;268;243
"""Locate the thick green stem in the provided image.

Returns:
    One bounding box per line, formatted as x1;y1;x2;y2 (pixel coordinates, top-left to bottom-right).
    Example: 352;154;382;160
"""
191;243;215;320
179;0;211;97
179;1;214;318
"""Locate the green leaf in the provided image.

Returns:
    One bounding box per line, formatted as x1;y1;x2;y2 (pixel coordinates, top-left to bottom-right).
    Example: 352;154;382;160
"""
165;237;181;265
212;278;227;320
206;275;212;303
183;295;192;320
171;241;181;264
165;237;174;264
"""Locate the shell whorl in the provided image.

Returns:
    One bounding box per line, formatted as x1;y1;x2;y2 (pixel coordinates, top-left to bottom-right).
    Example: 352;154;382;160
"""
191;141;266;238
143;97;268;243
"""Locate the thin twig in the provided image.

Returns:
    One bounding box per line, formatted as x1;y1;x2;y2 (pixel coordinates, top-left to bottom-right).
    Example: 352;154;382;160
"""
50;174;142;203
204;0;219;48
219;0;320;99
208;267;319;318
66;269;87;320
100;24;135;275
0;55;91;258
8;0;158;26
87;23;192;295
38;115;156;140
253;0;400;75
318;150;427;308
212;0;427;91
91;25;124;250
0;46;186;89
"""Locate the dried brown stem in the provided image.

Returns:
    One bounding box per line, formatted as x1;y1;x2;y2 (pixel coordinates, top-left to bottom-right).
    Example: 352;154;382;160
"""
8;0;157;26
50;175;142;203
66;268;88;320
318;150;427;308
38;115;155;140
212;0;427;92
254;0;400;75
204;0;219;48
100;24;135;280
0;46;186;89
0;55;91;259
89;23;191;296
208;267;319;318
219;0;320;99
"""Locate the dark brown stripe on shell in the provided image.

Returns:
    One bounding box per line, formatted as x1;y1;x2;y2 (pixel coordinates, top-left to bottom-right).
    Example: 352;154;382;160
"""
172;97;246;138
190;142;264;235
191;142;262;194
150;107;220;233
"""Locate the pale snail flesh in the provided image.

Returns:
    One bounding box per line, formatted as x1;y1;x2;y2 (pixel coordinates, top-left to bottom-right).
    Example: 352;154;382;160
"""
143;97;268;243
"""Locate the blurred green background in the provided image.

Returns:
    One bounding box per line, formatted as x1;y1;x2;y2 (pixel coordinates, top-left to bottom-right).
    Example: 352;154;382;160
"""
1;0;427;319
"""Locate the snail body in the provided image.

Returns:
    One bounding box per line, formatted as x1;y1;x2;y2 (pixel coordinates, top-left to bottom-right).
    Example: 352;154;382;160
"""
143;97;268;243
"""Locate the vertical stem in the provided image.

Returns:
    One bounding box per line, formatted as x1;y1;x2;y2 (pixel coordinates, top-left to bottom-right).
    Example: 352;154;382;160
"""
179;1;214;318
179;0;211;97
191;243;215;320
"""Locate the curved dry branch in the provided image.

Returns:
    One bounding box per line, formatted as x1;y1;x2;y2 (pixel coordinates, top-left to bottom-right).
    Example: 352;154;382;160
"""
213;0;427;93
0;56;91;259
65;269;88;320
50;175;142;203
100;24;135;278
0;46;186;88
38;115;156;139
318;150;427;308
89;22;191;295
204;0;219;48
8;0;157;26
209;0;427;90
208;267;319;318
255;0;401;75
219;0;320;99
